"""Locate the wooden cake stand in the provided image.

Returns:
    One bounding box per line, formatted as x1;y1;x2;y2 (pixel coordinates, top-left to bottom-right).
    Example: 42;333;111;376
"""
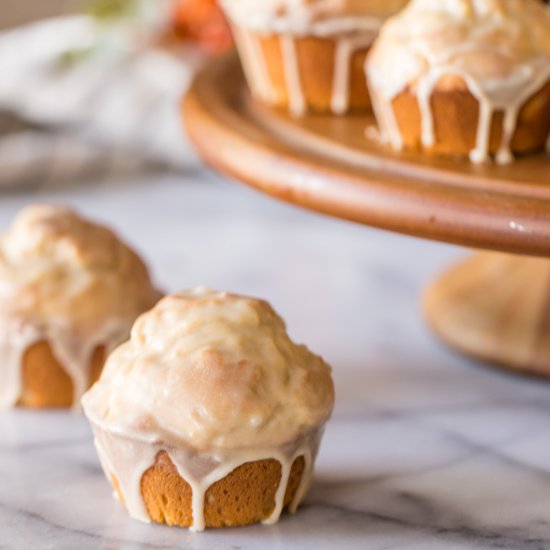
183;54;550;377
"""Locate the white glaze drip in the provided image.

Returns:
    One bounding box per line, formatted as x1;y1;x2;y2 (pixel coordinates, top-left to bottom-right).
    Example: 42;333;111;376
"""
93;427;322;532
225;0;406;115
0;324;40;409
246;32;377;116
0;320;130;409
371;61;550;164
364;124;387;145
331;34;376;115
219;0;407;38
233;26;277;104
470;92;494;164
0;205;159;410
331;38;354;114
368;85;404;150
367;0;550;164
497;106;518;165
280;35;306;116
415;71;442;148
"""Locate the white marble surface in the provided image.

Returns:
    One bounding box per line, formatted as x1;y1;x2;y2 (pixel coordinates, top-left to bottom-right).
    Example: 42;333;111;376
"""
2;172;550;550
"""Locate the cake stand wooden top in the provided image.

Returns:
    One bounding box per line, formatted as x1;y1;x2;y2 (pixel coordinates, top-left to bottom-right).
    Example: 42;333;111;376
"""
183;54;550;258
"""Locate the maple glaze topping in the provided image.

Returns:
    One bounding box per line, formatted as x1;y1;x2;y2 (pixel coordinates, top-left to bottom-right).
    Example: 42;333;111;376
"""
84;288;334;451
367;0;550;163
0;205;160;408
83;288;334;531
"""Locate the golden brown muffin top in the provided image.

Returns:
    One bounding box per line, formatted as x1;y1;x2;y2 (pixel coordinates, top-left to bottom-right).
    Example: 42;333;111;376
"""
0;205;160;335
83;288;335;451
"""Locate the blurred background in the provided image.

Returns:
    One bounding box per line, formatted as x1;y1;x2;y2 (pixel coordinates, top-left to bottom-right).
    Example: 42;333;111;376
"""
0;1;82;29
0;0;232;190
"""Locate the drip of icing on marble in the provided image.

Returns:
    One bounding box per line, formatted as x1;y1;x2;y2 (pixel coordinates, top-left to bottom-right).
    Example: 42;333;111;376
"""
366;0;550;164
93;427;322;532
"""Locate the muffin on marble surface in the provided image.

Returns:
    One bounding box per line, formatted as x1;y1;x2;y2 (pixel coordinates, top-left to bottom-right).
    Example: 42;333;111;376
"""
221;0;408;115
82;288;334;531
0;205;160;409
366;0;550;163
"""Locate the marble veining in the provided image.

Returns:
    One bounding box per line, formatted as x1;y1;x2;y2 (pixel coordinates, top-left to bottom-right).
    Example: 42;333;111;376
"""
1;173;550;549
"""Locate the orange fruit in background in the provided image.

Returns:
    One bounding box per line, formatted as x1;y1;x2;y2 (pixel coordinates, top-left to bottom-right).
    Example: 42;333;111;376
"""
172;0;233;54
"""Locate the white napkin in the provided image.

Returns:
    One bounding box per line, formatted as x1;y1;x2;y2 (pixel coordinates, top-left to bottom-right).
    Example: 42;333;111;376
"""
0;15;203;189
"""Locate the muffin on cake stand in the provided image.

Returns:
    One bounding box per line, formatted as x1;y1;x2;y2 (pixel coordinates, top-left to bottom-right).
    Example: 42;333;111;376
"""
182;1;550;378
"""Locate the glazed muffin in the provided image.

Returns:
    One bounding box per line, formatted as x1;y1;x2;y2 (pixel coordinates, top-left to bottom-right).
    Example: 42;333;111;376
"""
220;0;409;115
0;205;160;409
82;288;334;531
366;0;550;164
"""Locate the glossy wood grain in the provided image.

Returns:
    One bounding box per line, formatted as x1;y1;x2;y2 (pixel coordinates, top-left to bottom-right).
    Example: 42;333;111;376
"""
183;54;550;257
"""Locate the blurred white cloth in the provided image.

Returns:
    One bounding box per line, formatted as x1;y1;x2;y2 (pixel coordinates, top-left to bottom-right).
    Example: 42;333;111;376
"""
0;16;203;189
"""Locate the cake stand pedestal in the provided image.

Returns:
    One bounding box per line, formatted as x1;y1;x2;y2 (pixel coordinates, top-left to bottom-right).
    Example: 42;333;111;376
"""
424;253;550;376
183;54;550;377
